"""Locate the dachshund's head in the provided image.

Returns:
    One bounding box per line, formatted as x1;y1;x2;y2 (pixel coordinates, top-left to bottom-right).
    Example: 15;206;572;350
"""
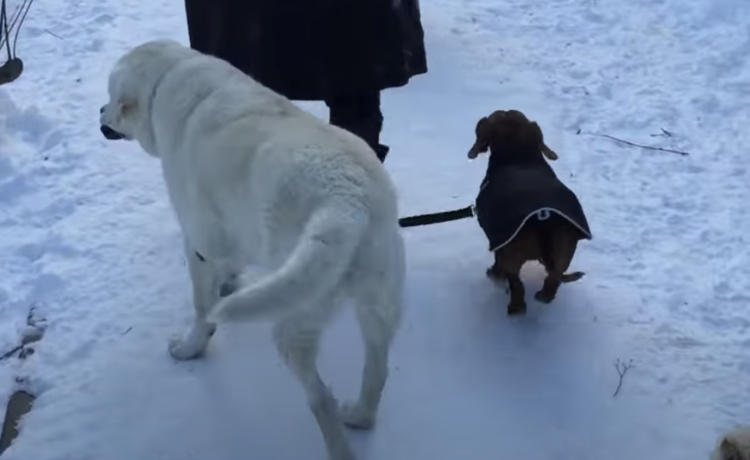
467;109;558;162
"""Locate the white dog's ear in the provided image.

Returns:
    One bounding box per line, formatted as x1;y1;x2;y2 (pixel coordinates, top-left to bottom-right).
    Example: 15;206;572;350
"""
117;97;137;118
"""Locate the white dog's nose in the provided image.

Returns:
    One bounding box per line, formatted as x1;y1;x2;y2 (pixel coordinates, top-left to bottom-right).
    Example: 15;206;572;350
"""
99;105;105;115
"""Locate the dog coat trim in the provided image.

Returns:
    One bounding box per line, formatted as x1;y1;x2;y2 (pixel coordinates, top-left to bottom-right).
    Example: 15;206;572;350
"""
488;207;592;253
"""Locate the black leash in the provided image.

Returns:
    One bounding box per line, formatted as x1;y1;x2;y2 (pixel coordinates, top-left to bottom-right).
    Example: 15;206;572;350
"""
398;205;475;228
193;205;476;262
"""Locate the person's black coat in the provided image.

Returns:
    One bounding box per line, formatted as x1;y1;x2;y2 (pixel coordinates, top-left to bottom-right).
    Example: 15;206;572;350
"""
184;0;428;101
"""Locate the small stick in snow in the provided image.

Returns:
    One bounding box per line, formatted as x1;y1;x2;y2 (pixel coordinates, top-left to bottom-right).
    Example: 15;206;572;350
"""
612;358;635;397
650;128;672;137
43;28;62;40
0;344;23;362
595;133;689;156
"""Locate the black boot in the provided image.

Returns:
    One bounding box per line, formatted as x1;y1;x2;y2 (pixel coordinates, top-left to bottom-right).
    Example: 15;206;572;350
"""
326;90;387;162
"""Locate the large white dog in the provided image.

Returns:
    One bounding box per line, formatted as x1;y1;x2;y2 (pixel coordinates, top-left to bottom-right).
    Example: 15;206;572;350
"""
99;39;406;460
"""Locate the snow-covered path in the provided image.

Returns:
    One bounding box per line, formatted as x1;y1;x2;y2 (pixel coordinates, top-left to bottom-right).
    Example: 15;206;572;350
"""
1;0;749;458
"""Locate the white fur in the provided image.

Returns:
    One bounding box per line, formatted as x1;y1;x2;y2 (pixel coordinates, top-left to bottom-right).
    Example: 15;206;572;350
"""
711;427;750;460
100;39;406;460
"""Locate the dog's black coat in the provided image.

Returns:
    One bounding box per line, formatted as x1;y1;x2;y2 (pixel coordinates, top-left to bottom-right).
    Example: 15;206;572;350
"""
474;144;591;252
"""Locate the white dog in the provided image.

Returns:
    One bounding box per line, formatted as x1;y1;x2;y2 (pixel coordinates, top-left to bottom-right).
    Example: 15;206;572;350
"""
99;39;406;460
711;427;750;460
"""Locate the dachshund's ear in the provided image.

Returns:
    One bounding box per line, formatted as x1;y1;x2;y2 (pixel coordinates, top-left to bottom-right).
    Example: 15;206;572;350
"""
468;116;491;159
525;121;559;161
475;116;490;138
523;121;544;147
541;144;558;161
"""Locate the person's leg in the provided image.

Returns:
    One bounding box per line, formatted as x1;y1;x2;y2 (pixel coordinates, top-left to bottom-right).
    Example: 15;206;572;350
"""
325;91;390;162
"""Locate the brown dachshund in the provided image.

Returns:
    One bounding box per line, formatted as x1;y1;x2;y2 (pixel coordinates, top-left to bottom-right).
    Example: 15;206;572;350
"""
468;110;592;315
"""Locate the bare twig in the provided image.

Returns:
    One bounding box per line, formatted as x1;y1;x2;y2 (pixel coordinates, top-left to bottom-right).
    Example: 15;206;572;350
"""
12;0;34;56
0;0;35;85
0;0;12;58
0;344;23;361
0;0;34;52
613;358;635;397
43;28;62;40
0;0;21;52
650;127;672;138
595;133;689;156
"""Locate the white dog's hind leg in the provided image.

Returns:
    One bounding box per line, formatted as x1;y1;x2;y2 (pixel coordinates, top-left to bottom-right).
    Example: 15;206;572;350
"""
274;318;356;460
218;272;240;297
341;231;405;430
169;246;220;360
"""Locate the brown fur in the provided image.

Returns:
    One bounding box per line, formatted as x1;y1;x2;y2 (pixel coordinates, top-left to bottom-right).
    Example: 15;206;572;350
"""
468;109;558;161
470;110;585;315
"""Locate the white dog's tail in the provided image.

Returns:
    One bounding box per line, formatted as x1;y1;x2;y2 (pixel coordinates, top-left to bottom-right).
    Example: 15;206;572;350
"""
207;202;369;323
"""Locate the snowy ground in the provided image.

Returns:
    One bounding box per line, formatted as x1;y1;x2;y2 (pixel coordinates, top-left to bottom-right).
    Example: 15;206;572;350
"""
1;0;749;458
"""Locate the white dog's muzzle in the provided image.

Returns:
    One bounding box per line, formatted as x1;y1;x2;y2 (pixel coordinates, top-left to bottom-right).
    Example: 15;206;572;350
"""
99;104;126;140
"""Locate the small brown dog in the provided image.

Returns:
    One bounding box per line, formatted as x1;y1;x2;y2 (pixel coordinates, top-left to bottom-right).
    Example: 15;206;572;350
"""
711;427;750;460
468;109;592;315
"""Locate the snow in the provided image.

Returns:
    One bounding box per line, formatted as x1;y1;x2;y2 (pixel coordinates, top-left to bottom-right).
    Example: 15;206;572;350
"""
1;0;749;458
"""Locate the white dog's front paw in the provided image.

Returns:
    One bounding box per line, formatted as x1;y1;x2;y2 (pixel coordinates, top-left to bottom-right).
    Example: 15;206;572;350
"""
339;401;375;430
168;321;217;361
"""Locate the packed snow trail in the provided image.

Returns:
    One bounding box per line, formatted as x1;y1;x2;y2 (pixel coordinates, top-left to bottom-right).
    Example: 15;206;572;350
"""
1;0;749;458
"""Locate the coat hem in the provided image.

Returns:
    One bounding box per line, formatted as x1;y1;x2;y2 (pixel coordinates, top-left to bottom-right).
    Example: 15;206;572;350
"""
487;207;593;253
